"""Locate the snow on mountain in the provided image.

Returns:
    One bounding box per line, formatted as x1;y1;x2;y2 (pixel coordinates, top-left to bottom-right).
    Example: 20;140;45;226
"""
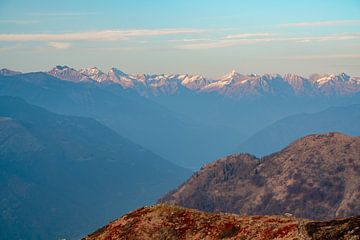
310;73;360;95
283;73;315;95
202;70;245;93
202;71;293;98
48;65;93;82
134;74;185;95
44;66;360;97
178;74;213;90
108;67;141;88
79;67;109;82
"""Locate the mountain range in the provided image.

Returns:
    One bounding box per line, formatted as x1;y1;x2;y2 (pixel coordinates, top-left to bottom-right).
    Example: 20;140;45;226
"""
4;66;360;98
46;66;360;97
1;67;360;169
1;66;360;239
160;132;360;220
0;96;190;240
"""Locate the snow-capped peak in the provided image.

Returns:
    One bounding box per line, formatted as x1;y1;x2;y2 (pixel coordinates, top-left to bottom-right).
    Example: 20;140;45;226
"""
225;70;241;79
48;65;93;82
79;67;108;82
82;67;102;74
107;67;139;88
109;67;128;77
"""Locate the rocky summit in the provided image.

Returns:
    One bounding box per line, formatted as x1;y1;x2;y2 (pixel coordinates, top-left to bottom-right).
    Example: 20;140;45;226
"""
160;132;360;220
83;204;360;240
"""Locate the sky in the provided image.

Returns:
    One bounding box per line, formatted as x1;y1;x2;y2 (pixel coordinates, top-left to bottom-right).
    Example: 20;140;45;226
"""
0;0;360;77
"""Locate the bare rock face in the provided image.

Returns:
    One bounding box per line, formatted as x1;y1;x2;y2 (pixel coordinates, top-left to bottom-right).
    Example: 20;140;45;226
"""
160;132;360;220
83;204;360;240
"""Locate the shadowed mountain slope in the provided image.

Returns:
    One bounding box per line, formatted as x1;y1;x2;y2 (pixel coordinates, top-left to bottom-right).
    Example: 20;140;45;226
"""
0;96;191;240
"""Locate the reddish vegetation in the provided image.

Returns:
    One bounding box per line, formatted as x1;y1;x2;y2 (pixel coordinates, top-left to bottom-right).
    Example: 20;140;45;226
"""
83;204;360;240
85;205;304;240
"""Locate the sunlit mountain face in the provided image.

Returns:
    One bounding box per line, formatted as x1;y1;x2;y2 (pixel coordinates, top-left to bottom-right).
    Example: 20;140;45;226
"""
1;0;360;239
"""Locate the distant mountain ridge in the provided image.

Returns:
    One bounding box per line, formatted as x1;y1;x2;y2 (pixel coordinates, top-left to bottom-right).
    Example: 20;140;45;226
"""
3;66;359;98
47;66;360;97
239;104;360;156
0;68;21;76
160;132;360;220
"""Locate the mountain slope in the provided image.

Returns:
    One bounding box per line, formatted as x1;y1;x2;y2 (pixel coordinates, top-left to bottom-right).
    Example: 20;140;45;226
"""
0;96;191;240
160;133;360;220
83;204;360;240
0;72;240;168
239;104;360;156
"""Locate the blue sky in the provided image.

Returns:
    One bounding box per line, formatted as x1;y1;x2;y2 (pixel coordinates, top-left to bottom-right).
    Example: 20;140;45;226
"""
0;0;359;77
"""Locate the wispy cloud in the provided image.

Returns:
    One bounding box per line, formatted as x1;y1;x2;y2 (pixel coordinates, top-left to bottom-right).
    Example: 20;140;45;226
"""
169;38;214;43
0;44;24;52
272;54;360;60
225;33;273;39
48;42;71;49
279;20;360;28
177;34;360;49
28;12;99;17
0;28;212;42
0;19;39;25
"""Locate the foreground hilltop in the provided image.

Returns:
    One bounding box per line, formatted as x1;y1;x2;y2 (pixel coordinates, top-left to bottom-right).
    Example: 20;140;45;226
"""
160;132;360;220
83;204;360;240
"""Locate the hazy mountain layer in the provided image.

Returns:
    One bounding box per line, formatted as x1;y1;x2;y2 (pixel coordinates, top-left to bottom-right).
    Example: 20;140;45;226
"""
0;73;240;168
239;104;360;156
2;68;360;168
0;96;191;240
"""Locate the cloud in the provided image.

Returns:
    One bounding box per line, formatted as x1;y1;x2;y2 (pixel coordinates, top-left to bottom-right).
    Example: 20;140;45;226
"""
176;34;360;49
273;54;360;60
48;42;71;49
169;38;214;43
28;12;99;17
0;44;24;52
225;33;273;39
0;28;212;42
0;19;39;25
279;20;360;28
